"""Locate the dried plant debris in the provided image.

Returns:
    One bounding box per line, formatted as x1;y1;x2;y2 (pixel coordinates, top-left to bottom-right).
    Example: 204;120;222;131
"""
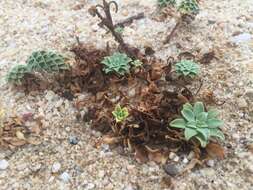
68;41;224;171
5;0;226;174
0;115;42;149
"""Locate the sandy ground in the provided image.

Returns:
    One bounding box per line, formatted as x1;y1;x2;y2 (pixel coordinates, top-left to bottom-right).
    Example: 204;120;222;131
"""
0;0;252;189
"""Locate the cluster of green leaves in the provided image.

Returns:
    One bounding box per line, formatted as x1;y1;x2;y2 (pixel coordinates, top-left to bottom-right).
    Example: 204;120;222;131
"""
158;0;199;15
112;104;129;123
178;0;199;15
6;65;30;85
170;102;225;147
175;60;199;78
131;59;143;68
158;0;176;7
115;26;124;34
6;51;69;85
101;53;142;76
26;51;69;73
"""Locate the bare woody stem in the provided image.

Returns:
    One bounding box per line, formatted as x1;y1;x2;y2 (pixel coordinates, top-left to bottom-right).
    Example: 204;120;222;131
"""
89;0;138;59
164;18;181;44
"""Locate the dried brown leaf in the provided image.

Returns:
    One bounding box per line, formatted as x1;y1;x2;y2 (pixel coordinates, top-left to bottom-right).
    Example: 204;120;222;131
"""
206;143;225;159
134;146;149;163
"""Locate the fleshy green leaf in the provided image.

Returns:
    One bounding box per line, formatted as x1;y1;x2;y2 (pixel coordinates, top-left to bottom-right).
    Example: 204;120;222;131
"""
209;128;225;141
183;103;193;111
181;108;195;122
184;128;198;140
170;119;186;129
207;119;224;128
197;128;210;141
186;121;197;129
193;102;205;116
208;109;219;119
195;135;208;148
196;112;208;122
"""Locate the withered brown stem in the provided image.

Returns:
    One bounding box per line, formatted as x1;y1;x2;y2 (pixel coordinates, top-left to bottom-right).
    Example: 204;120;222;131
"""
89;0;138;59
115;12;145;28
164;19;181;44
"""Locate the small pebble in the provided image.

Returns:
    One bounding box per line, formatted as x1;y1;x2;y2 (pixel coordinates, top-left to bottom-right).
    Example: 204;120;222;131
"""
101;144;110;152
86;183;95;190
245;89;253;102
128;89;136;97
69;136;79;145
247;165;253;174
237;98;248;109
59;172;71;183
30;163;41;172
98;170;105;178
173;156;180;162
169;152;176;160
51;162;61;173
231;33;252;44
206;159;215;167
182;157;189;164
124;185;135;190
163;164;180;177
0;160;9;170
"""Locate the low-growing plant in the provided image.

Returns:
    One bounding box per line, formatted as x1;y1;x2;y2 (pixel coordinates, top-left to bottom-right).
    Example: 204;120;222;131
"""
158;0;176;7
26;51;69;73
131;59;143;68
163;0;200;43
175;60;199;78
178;0;199;15
112;104;129;123
101;52;132;75
115;26;124;34
170;102;225;147
6;65;30;85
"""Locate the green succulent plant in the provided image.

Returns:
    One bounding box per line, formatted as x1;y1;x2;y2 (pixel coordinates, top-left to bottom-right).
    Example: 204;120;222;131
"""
6;65;30;85
101;52;132;75
26;51;69;73
131;59;143;68
175;60;199;78
178;0;199;15
112;104;129;123
158;0;176;7
115;26;124;34
170;102;225;147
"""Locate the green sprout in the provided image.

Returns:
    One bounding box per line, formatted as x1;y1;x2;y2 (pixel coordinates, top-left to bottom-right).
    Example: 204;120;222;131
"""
112;104;129;123
175;60;200;78
6;65;30;85
115;26;124;34
101;52;132;76
158;0;176;7
131;59;143;68
26;51;69;73
178;0;199;15
169;102;225;147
